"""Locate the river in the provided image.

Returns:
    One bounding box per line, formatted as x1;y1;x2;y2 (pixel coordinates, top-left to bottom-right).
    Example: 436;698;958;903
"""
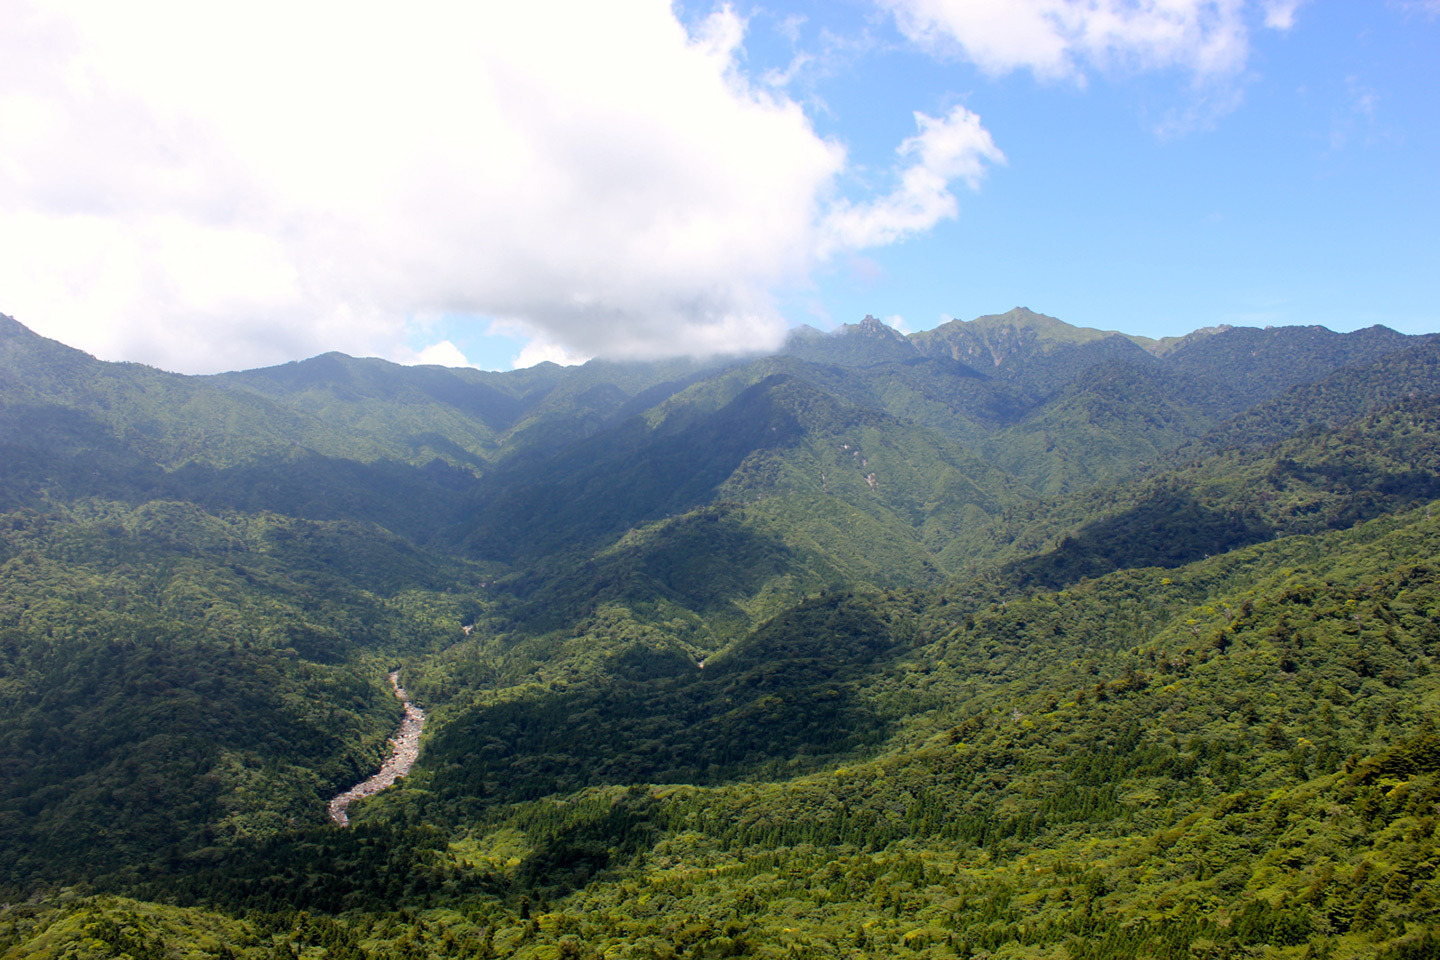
327;670;425;827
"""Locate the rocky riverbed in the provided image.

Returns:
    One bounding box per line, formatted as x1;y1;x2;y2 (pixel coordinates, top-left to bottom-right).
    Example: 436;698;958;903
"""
327;671;425;827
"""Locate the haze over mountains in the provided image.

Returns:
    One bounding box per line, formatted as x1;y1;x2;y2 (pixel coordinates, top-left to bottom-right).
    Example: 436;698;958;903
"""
3;307;1440;959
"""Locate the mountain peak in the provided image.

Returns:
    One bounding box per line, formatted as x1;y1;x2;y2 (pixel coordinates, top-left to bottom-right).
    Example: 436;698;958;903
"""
930;307;1149;346
0;312;104;379
782;323;827;344
899;308;1176;394
846;314;910;342
781;315;917;366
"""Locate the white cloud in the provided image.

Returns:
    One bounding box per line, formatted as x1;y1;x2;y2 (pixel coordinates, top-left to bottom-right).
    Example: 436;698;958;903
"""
1261;0;1307;30
485;317;592;370
512;338;594;370
408;340;476;368
764;51;816;90
879;0;1290;83
822;105;1004;251
1;0;871;373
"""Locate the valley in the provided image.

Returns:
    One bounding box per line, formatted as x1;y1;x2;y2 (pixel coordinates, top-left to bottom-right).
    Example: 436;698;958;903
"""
2;308;1439;959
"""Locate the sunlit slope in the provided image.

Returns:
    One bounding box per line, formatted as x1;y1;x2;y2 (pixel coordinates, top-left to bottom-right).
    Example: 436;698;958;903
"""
946;393;1440;587
473;503;1440;955
121;502;1440;957
3;308;1440;957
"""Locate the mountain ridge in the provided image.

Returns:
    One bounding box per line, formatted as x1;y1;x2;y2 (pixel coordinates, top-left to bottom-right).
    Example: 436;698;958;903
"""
4;306;1440;958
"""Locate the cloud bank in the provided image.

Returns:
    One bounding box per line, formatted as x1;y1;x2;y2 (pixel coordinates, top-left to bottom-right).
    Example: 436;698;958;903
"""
0;0;1299;373
1;2;858;372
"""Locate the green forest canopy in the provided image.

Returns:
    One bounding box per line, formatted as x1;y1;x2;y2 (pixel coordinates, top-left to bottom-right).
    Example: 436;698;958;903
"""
2;311;1439;959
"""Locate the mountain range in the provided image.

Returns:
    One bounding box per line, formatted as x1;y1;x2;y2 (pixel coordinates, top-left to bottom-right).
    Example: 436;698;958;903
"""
2;307;1438;959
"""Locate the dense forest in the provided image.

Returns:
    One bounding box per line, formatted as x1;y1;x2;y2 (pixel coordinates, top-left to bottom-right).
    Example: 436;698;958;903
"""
2;308;1439;958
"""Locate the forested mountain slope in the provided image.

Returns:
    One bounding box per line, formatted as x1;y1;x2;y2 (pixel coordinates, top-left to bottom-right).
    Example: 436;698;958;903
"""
2;309;1439;959
950;394;1440;587
1162;323;1420;415
214;353;728;468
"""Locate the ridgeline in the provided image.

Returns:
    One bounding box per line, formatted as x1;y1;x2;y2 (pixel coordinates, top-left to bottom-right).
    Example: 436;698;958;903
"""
2;309;1438;959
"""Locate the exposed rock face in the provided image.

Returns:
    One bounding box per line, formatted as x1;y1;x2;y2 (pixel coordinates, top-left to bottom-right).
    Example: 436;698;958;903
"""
327;671;425;827
781;314;919;366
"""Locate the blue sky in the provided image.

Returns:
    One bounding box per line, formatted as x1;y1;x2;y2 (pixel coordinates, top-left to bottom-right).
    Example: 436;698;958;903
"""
1;1;1436;373
699;0;1440;344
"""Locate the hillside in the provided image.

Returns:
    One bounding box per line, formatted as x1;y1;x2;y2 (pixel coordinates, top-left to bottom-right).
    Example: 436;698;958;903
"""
2;309;1438;959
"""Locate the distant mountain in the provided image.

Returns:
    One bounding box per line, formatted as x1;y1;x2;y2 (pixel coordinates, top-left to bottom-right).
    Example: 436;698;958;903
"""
907;307;1162;388
4;306;1440;958
1163;321;1421;416
1196;334;1440;451
974;359;1212;496
0;312;322;468
972;394;1440;590
783;314;922;366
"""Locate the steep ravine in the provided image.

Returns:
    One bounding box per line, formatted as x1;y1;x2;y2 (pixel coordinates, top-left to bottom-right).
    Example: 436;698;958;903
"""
327;671;425;827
